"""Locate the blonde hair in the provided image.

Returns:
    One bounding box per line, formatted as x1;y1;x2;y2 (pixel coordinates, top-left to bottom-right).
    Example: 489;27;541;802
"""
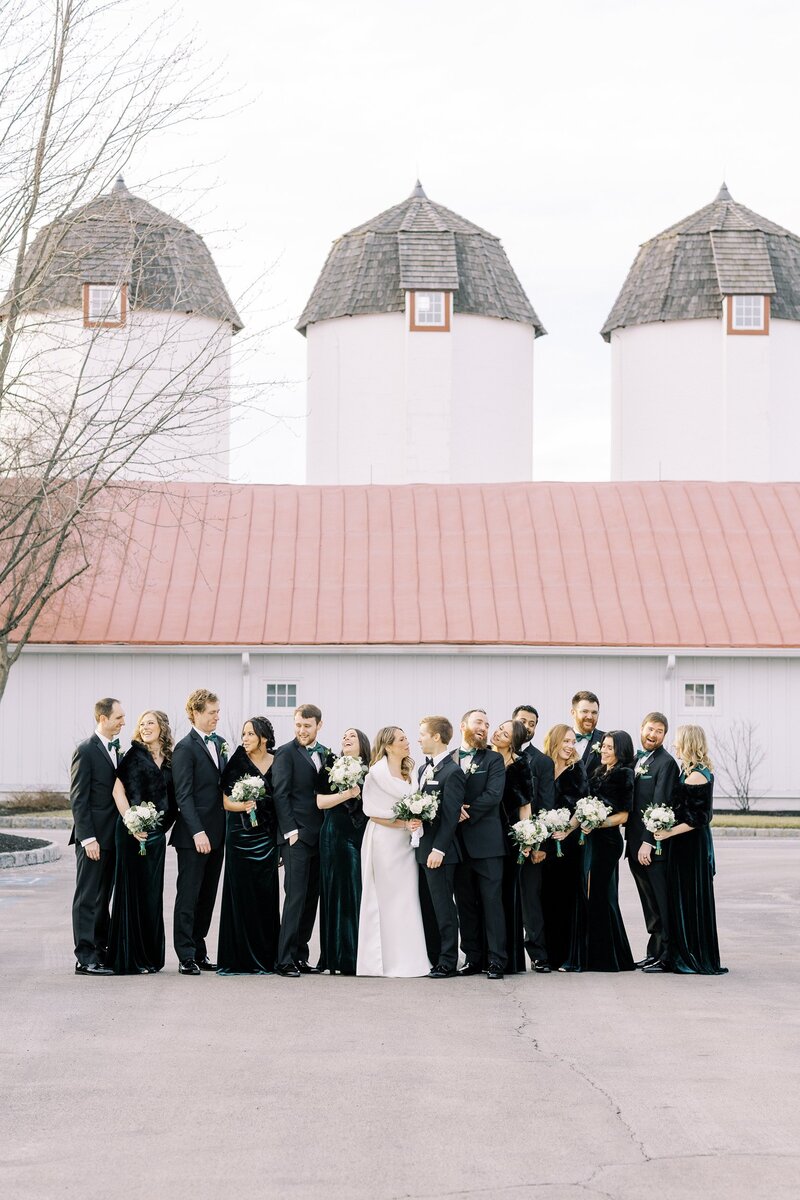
370;726;414;781
543;723;579;768
133;710;174;765
674;725;713;773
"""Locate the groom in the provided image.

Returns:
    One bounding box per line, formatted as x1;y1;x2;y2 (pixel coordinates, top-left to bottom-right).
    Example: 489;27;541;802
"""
453;709;507;980
416;716;466;979
272;703;326;977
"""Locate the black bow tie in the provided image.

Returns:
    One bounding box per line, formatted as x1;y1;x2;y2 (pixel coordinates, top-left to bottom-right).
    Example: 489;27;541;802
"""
425;756;434;768
107;739;120;752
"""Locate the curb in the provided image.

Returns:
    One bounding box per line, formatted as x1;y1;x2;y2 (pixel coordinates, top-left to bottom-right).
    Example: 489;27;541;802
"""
711;827;799;838
0;816;72;829
0;841;62;869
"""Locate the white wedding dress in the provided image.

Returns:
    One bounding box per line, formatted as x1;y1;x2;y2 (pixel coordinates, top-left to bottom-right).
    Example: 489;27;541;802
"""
356;757;431;977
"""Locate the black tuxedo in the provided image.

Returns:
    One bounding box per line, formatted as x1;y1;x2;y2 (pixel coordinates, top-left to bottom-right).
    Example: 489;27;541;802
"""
415;755;465;970
170;729;227;963
626;745;680;963
523;743;555;811
69;734;119;966
576;729;606;779
452;748;507;969
272;738;327;968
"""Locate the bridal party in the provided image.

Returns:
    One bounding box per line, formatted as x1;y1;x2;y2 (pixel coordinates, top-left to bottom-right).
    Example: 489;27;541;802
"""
69;687;727;981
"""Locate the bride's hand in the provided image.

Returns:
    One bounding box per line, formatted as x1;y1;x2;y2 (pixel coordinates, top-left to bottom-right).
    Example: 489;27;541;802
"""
406;819;422;832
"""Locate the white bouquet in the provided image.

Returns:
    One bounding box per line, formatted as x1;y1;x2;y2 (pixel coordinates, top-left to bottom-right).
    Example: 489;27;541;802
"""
643;803;676;855
327;755;366;794
392;790;439;849
573;796;612;845
509;816;549;865
231;777;265;828
538;806;573;858
122;801;163;855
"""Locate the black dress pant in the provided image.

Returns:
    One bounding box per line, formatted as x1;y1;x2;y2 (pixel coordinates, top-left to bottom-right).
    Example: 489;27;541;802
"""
173;844;224;963
422;862;459;970
277;838;320;967
629;853;670;963
455;855;507;969
519;858;548;963
72;842;116;966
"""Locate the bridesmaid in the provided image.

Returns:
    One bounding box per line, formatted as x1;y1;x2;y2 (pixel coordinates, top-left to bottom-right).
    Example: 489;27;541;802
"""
561;730;635;972
216;716;280;975
491;719;532;973
315;727;370;975
653;725;727;975
541;724;588;969
108;710;175;974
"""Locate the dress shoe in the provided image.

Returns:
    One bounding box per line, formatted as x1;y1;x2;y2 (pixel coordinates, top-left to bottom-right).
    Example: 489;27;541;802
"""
532;960;551;973
428;964;458;979
296;960;320;974
196;957;217;972
642;961;671;973
276;963;301;978
486;961;505;980
178;959;201;975
75;962;113;976
635;956;657;969
457;962;483;977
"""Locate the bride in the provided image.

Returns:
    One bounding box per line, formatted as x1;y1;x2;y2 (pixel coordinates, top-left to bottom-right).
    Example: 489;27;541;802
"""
356;727;431;977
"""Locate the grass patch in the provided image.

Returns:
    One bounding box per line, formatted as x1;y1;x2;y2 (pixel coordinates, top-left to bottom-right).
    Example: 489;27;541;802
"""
713;814;800;829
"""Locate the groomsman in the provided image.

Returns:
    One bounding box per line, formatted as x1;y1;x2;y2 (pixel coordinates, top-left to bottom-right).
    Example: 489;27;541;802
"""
171;688;227;975
416;716;467;979
273;703;326;977
453;709;507;980
69;697;125;975
512;704;555;811
571;690;605;778
626;712;679;973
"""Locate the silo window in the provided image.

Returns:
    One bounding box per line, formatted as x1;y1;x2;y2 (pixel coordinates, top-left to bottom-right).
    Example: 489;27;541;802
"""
409;290;451;332
83;283;127;328
727;294;769;335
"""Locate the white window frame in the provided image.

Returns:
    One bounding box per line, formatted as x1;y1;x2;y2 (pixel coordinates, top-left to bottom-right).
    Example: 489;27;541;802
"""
264;681;298;714
727;294;769;335
681;681;718;713
83;283;126;328
409;290;451;332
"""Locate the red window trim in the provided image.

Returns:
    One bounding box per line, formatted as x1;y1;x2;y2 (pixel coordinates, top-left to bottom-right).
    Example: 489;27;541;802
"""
726;294;770;336
409;290;451;333
83;283;128;329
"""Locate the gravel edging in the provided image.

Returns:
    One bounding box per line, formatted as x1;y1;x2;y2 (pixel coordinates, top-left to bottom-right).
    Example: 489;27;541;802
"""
0;840;62;869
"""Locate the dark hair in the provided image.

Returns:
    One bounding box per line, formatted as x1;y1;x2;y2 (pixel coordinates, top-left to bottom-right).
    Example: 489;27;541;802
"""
344;727;371;762
512;704;539;720
641;711;669;733
242;715;275;751
506;720;528;756
295;703;322;722
571;690;599;708
601;730;635;768
461;708;487;724
421;715;453;745
94;697;120;721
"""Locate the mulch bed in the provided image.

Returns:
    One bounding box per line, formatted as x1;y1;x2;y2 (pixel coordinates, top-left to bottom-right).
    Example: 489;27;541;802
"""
0;833;51;852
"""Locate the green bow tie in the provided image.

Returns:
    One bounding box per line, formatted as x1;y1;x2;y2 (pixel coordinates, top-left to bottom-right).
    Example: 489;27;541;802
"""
459;748;475;758
107;739;120;751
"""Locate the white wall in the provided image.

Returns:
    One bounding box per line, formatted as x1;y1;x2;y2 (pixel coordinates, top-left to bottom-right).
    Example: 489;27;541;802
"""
2;646;795;804
6;308;232;482
305;309;535;485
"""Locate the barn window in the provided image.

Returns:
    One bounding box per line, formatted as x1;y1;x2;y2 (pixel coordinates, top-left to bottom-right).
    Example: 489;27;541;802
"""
727;294;769;335
409;290;451;332
83;283;127;328
683;682;716;710
265;682;297;712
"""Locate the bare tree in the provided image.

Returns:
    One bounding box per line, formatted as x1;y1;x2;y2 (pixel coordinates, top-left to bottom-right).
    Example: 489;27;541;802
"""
712;720;767;813
0;0;245;705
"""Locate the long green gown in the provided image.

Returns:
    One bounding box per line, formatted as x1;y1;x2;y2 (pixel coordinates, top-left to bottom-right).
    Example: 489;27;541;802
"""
667;768;727;975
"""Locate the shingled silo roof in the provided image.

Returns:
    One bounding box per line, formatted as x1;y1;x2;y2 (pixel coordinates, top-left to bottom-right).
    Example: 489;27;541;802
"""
7;178;242;330
297;181;545;336
601;184;800;341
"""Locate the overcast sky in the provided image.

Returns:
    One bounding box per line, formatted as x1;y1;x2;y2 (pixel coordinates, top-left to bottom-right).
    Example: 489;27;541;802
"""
117;0;800;484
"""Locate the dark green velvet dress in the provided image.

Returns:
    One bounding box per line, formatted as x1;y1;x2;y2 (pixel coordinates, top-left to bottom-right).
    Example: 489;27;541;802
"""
216;747;280;975
317;781;366;975
108;742;175;974
667;768;727;975
499;755;533;974
562;764;635;972
541;762;588;969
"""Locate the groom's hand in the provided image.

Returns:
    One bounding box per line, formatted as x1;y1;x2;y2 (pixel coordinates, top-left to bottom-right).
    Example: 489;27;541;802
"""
427;850;444;869
288;832;299;846
459;805;470;822
193;832;211;854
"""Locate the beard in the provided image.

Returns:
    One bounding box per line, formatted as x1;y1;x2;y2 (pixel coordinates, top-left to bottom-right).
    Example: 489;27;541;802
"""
464;728;487;750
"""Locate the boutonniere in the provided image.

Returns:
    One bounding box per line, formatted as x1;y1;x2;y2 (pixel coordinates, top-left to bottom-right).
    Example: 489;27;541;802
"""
466;760;479;776
422;763;436;784
218;741;229;759
591;741;602;754
634;760;649;778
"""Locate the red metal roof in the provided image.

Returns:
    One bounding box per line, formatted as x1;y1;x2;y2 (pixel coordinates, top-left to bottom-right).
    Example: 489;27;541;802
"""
29;480;800;649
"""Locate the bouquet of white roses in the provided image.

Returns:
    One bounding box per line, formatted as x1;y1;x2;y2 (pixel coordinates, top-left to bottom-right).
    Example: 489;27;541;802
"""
509;815;550;865
643;803;676;855
231;777;265;828
538;806;573;857
327;755;366;794
392;790;439;848
122;802;163;855
573;796;612;845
